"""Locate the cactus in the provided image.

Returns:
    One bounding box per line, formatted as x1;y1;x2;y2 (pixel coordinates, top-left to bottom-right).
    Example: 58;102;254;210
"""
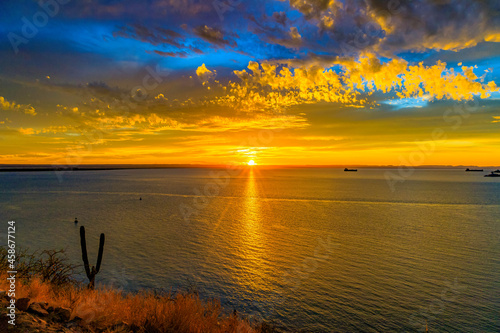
79;226;105;289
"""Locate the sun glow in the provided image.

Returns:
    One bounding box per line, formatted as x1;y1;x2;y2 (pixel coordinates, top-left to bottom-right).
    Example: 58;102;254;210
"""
248;160;256;166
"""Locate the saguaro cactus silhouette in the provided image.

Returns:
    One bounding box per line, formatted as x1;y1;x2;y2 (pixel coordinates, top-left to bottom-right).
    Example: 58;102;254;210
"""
79;226;105;289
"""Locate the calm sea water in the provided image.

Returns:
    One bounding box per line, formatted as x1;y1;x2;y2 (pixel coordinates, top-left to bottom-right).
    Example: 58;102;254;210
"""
0;168;499;332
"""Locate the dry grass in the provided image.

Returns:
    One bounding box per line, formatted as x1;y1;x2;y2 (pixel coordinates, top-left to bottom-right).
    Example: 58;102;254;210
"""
0;248;266;332
0;273;258;333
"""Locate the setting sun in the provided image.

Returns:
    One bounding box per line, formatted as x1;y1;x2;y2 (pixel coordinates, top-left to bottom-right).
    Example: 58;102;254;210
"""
248;160;256;166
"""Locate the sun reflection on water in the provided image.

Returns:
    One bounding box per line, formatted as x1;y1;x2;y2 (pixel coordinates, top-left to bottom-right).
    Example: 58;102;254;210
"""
236;167;267;290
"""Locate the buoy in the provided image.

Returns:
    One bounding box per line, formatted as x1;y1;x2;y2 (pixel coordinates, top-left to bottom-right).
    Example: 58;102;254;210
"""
74;218;78;223
140;197;142;200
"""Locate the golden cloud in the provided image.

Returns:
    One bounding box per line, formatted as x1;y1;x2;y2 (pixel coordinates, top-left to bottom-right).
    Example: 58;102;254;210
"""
196;63;216;85
0;96;37;115
199;54;498;113
18;128;37;135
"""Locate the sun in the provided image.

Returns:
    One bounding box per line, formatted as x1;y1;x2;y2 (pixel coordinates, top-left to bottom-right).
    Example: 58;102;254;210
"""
247;160;256;166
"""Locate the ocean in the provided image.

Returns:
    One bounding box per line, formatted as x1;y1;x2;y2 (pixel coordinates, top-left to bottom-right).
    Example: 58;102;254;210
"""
0;167;498;332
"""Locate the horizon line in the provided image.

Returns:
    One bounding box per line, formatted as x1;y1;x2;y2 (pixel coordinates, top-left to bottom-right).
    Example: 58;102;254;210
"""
1;163;499;170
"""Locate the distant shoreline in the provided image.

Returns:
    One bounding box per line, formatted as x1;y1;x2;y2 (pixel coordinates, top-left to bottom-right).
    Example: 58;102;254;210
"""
1;164;498;172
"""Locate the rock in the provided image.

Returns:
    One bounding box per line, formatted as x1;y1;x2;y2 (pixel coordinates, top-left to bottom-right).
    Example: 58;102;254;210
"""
0;298;9;308
130;323;142;332
110;322;132;332
113;321;132;332
53;307;71;322
66;316;83;329
13;312;36;327
28;302;49;317
17;297;31;311
0;314;8;332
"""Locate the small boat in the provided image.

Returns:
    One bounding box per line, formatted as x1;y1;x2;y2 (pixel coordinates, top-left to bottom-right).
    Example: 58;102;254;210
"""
484;172;500;177
493;170;500;173
465;168;483;172
344;168;357;172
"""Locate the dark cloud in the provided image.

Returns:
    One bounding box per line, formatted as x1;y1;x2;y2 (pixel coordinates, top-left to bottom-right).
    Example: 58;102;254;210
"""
63;0;213;19
272;11;288;26
248;14;284;35
247;12;307;50
113;23;184;47
281;0;500;56
368;0;500;53
192;25;237;48
114;23;210;56
153;50;189;58
268;27;303;49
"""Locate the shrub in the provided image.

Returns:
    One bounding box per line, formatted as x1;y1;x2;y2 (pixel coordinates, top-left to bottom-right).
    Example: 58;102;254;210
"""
0;247;77;286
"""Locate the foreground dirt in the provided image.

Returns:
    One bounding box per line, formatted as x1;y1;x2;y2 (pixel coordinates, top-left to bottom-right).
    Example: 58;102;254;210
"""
0;296;131;333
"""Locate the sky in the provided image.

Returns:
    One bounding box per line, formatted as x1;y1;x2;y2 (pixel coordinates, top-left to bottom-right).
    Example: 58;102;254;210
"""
0;0;499;166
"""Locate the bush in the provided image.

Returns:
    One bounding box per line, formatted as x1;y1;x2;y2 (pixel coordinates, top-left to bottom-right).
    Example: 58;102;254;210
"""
0;247;77;286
